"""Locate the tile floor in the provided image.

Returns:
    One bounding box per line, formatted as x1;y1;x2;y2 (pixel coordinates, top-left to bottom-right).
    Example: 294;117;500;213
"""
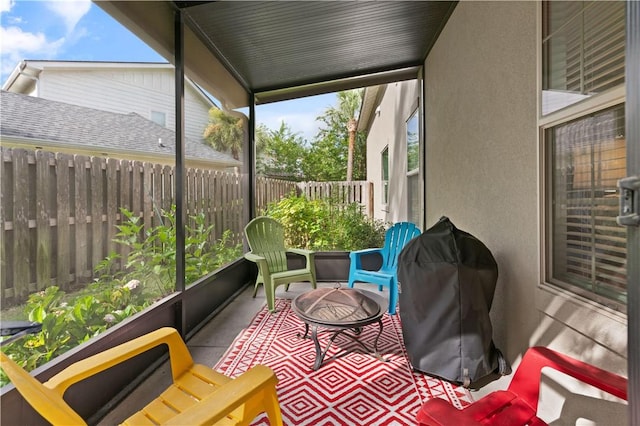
98;281;386;424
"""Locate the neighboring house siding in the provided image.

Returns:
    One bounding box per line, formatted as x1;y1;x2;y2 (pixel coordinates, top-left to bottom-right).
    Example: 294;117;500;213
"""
366;80;420;225
35;68;210;144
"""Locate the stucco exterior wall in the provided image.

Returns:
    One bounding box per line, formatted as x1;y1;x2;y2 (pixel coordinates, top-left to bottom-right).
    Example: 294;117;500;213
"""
422;1;627;423
366;81;421;225
36;67;211;144
425;0;537;360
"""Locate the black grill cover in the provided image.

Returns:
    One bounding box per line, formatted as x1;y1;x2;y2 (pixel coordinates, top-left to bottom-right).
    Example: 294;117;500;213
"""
397;216;508;386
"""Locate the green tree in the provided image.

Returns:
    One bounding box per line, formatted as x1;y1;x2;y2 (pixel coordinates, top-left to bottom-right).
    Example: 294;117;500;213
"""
203;108;244;160
255;123;269;159
302;133;347;181
257;122;307;180
310;89;366;181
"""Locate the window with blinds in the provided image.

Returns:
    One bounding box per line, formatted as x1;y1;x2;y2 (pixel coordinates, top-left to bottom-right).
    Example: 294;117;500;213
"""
548;105;627;305
542;1;625;115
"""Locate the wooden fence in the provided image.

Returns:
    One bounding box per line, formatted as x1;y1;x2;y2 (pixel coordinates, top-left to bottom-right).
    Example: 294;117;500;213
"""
0;148;371;305
300;180;374;218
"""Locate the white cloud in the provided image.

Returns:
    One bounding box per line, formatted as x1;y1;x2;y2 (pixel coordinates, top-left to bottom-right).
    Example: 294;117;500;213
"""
256;95;335;143
45;0;91;34
1;26;55;53
0;26;64;75
0;0;89;80
0;0;14;14
258;112;321;143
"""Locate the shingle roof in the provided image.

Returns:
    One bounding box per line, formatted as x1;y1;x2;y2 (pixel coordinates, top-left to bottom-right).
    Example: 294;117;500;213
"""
0;91;240;166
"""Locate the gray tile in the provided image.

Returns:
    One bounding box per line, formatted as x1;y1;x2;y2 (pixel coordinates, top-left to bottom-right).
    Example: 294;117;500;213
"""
97;281;390;424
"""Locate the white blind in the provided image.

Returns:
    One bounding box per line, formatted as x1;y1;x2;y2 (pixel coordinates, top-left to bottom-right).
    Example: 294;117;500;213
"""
583;2;625;93
550;105;627;302
542;1;625;114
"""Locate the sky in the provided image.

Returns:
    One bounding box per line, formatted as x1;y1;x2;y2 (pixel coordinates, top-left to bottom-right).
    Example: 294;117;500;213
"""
0;0;336;142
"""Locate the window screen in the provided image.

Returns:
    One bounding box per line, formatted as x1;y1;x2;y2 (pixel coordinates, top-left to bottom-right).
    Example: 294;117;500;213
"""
151;110;166;127
548;104;627;304
406;109;420;225
407;111;419;172
382;146;389;205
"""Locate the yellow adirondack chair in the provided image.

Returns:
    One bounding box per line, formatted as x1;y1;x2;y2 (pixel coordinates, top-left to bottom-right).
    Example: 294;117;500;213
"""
0;327;283;426
244;216;317;312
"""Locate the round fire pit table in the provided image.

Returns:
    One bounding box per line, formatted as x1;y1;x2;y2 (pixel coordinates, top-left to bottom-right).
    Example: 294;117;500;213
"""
292;286;387;370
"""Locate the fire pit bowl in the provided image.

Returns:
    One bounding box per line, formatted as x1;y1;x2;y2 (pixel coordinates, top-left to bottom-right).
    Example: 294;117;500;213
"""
292;286;387;370
293;287;381;326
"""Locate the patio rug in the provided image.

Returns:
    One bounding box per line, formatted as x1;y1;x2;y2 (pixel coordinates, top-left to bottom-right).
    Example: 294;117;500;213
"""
214;299;473;425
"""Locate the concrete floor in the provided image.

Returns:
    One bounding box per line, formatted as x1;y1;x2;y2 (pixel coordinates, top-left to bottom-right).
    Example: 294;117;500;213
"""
98;281;374;425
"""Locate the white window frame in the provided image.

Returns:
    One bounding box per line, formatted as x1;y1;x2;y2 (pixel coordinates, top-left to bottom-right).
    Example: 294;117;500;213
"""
406;107;420;226
537;2;627;350
150;110;166;127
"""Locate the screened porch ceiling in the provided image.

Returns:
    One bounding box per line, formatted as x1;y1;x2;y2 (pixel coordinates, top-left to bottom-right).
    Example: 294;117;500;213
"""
95;1;457;108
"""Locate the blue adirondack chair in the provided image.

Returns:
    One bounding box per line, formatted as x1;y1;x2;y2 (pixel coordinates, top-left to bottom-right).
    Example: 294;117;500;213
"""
347;222;421;314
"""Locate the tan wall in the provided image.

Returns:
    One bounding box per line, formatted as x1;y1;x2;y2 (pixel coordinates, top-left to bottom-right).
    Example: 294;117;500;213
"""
423;1;627;423
366;80;421;224
425;0;538;358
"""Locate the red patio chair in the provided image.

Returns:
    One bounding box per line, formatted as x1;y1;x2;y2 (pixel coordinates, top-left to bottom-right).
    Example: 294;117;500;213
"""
416;346;627;426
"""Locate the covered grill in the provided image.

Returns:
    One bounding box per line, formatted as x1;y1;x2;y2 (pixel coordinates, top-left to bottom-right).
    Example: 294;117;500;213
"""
397;216;510;387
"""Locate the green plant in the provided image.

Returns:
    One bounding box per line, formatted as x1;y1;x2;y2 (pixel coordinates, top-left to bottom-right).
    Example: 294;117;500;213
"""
0;282;149;386
329;203;386;250
113;208;174;295
265;193;330;249
265;193;386;250
1;206;242;386
114;206;242;295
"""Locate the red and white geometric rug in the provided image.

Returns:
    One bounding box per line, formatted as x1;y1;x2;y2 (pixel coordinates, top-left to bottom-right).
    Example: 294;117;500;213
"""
214;299;473;425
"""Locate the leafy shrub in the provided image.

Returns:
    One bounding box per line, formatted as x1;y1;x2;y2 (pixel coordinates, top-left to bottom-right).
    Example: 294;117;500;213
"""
264;193;329;248
112;206;242;295
265;193;386;250
1;206;241;386
0;281;148;386
328;203;387;250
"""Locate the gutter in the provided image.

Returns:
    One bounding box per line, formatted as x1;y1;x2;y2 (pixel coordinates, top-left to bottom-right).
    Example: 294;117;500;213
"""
0;136;237;170
1;60;26;91
1;61;41;94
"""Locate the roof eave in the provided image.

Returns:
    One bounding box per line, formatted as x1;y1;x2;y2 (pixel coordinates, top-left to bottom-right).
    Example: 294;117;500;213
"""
2;61;41;93
255;66;420;105
1;135;240;168
94;0;250;110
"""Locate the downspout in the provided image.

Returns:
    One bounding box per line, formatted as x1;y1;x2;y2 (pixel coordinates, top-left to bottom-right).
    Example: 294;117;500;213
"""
218;101;253;250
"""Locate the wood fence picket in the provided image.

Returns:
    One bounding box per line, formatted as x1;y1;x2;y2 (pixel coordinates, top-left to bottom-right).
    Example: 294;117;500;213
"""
1;147;372;306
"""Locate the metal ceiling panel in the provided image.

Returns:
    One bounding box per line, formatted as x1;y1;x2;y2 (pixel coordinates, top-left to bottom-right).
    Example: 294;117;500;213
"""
97;1;456;107
182;1;456;98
